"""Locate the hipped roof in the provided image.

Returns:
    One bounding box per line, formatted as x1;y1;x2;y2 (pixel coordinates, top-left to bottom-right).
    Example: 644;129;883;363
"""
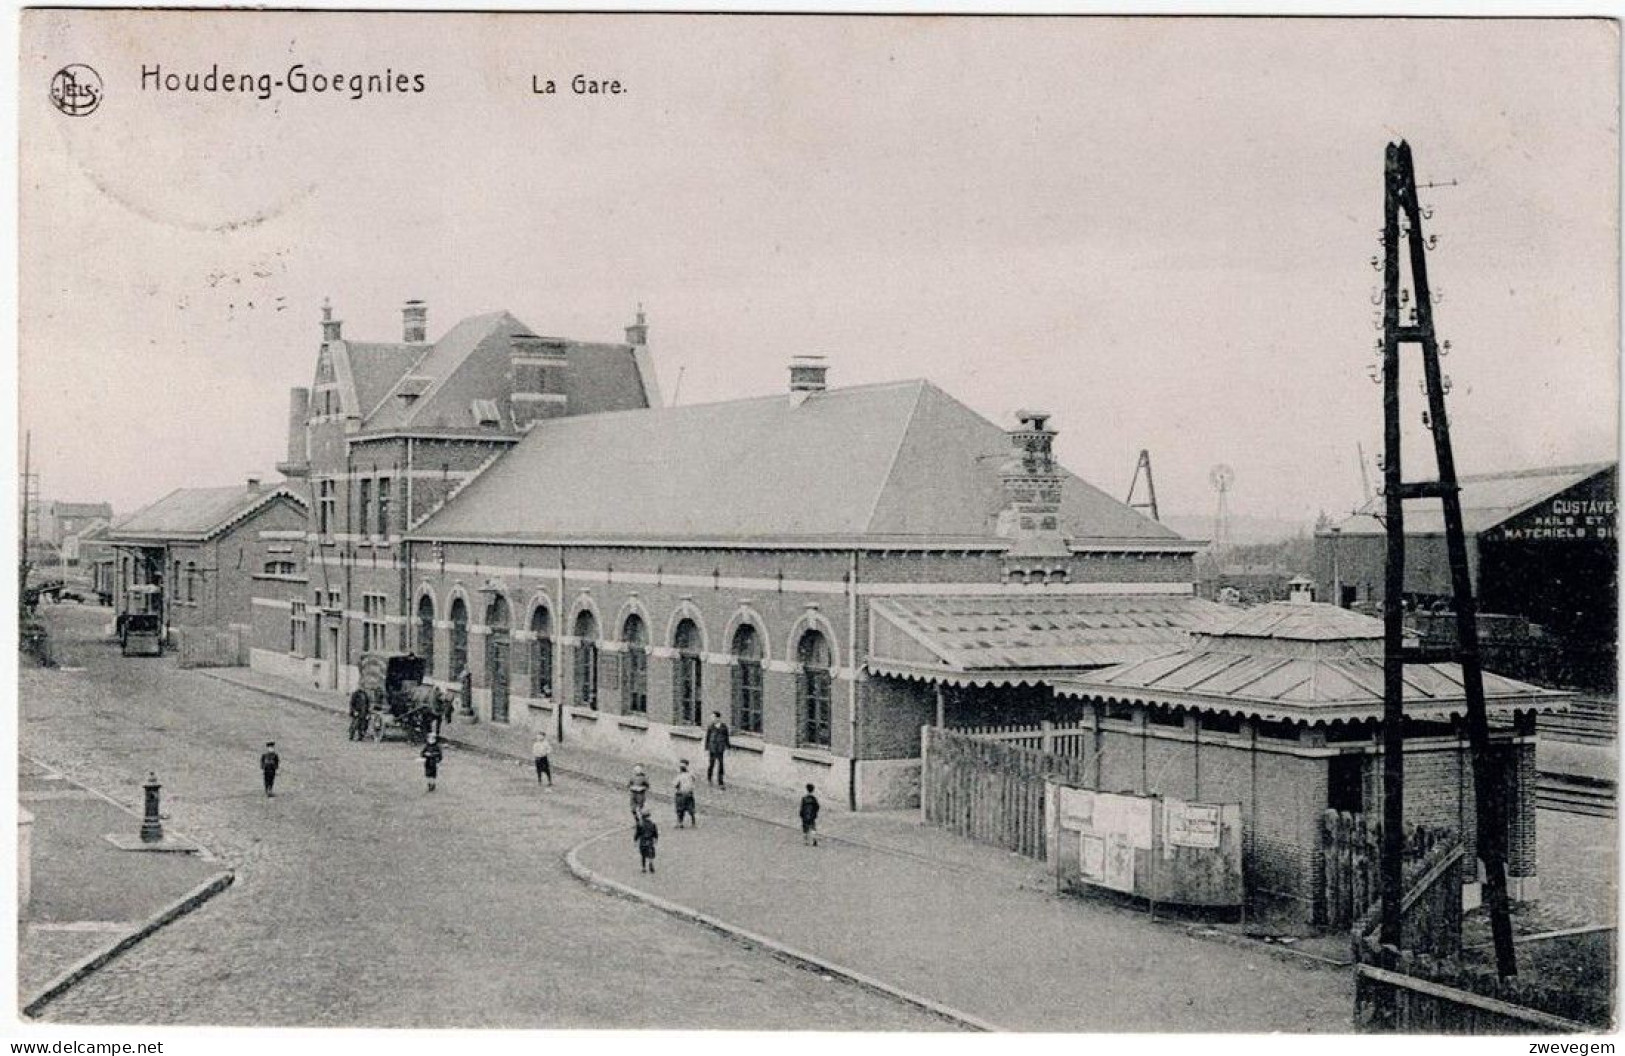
109;485;304;543
1055;602;1571;726
414;379;1188;546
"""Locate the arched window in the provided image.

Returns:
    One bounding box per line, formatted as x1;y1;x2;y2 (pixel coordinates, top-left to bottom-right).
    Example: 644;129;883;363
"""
797;630;833;748
731;624;764;735
449;597;469;678
485;596;512;724
622;614;648;714
673;618;703;726
573;610;599;709
416;595;436;673
530;606;553;698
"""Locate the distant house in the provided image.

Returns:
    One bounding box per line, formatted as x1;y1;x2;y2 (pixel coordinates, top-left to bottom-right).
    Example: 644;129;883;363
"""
34;500;113;565
1315;461;1617;691
107;480;307;641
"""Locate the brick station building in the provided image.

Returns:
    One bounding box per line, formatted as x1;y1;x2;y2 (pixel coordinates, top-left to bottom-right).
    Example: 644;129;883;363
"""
251;302;1221;808
1053;601;1568;925
107;481;307;641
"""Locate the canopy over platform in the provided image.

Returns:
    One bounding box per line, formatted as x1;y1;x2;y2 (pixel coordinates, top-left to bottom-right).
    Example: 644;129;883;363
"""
866;592;1230;687
1054;601;1572;726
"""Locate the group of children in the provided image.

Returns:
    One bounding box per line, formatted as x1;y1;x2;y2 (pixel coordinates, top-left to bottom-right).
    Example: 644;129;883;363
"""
628;760;822;873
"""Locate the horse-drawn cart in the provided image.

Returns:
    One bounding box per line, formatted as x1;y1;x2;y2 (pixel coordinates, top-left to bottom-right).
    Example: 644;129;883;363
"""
357;652;450;743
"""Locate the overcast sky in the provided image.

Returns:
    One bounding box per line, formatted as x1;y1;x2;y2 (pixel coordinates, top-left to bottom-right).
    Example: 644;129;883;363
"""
19;13;1619;529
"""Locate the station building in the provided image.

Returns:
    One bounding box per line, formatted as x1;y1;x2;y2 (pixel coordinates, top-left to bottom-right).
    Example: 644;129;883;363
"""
1314;462;1617;691
250;303;1218;808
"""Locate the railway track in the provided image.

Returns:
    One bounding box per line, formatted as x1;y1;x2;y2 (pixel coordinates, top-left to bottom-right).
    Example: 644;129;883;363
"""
1536;771;1616;818
1539;697;1617;747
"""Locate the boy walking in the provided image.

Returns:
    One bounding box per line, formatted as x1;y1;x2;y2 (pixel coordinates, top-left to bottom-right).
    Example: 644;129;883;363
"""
260;742;280;797
531;730;553;786
673;760;697;828
799;784;820;846
421;735;443;792
635;810;660;873
704;711;731;789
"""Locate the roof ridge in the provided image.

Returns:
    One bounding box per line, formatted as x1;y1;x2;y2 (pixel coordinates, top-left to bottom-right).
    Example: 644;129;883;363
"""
861;380;931;534
396;311;523;427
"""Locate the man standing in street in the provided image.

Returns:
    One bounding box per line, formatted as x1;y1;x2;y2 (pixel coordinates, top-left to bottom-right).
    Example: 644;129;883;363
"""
260;741;280;797
348;687;371;741
704;711;730;789
531;729;553;787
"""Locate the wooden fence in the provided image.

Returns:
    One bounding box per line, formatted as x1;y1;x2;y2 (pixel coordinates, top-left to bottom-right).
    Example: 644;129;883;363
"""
920;725;1093;860
176;627;247;669
1354;937;1603;1033
1323;810;1463;955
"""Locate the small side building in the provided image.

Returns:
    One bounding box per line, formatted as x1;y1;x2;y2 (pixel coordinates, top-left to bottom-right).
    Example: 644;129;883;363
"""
1054;601;1568;927
107;480;308;643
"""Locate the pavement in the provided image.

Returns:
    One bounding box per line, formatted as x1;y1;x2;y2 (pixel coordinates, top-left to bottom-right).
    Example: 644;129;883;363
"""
17;755;232;1015
204;665;1356;1032
1539;737;1617;784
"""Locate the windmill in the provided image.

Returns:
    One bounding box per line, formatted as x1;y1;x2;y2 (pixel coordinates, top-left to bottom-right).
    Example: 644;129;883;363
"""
1209;464;1235;553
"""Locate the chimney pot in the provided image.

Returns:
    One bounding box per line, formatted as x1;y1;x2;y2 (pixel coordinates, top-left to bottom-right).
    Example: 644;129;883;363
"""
625;304;648;346
403;300;428;343
320;299;342;343
789;355;829;394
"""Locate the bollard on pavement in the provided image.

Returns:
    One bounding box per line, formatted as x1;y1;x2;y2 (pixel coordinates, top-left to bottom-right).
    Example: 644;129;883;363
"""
140;771;164;843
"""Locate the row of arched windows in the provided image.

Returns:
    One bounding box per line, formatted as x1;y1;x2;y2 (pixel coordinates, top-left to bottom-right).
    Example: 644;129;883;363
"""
412;593;834;747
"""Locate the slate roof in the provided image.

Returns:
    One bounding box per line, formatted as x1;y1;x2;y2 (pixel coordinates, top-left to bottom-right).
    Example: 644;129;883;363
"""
355;311;650;432
109;485;305;542
50;501;113;519
867;593;1230;686
1055;601;1570;725
1328;462;1615;537
414;379;1189;545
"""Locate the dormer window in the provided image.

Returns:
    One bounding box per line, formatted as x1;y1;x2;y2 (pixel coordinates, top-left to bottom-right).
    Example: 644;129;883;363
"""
471;398;502;427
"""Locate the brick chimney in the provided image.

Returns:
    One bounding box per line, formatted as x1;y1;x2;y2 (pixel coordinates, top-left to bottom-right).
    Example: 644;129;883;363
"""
995;410;1069;556
403;300;428;343
510;332;569;429
276;387;310;479
789;356;828;394
320;299;342;344
625;304;648;347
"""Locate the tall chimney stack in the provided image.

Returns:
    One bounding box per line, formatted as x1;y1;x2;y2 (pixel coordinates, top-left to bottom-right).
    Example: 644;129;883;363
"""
403;300;428;343
276;387;311;479
995;410;1069;556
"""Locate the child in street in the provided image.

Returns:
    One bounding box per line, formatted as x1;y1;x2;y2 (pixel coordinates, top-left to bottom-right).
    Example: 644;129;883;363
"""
531;730;553;787
635;810;659;873
627;764;650;823
260;742;280;797
673;760;697;828
421;734;444;792
799;784;820;846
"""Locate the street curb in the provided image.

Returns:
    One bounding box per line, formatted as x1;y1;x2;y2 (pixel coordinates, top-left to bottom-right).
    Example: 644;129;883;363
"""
564;829;1002;1033
22;870;236;1019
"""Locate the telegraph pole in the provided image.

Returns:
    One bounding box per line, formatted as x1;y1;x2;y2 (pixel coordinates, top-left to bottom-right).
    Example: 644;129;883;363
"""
1378;141;1516;977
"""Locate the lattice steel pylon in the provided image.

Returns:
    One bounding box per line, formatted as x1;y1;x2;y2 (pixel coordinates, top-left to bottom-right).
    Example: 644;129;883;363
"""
1125;449;1161;522
1378;141;1515;978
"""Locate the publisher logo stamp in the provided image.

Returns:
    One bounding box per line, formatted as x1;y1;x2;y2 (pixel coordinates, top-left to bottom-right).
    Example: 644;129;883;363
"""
50;64;103;116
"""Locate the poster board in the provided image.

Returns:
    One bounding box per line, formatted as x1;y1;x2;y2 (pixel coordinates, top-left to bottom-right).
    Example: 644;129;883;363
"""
1048;782;1244;908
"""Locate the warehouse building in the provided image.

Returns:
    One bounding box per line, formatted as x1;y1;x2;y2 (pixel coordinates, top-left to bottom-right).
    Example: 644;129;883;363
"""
1314;462;1617;691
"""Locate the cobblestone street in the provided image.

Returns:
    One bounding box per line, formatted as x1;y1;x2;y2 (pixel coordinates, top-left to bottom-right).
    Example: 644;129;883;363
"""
20;604;952;1029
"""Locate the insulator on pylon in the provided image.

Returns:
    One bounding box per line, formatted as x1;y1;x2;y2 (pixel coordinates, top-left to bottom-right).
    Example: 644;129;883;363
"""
1400;289;1410;305
1422;411;1432;428
1440;339;1452;356
1425;234;1439;250
1370;256;1382;271
1419;380;1430;396
1407;308;1419;324
1422;206;1434;220
1367;363;1382;384
1441;376;1453;395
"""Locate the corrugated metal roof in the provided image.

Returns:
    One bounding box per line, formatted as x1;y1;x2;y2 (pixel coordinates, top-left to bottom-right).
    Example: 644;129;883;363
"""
413;379;1187;544
109;485;303;541
1055;600;1571;723
1330;461;1614;537
868;594;1229;679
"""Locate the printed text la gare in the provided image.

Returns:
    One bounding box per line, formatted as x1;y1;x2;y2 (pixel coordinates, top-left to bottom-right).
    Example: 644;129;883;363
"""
533;73;625;96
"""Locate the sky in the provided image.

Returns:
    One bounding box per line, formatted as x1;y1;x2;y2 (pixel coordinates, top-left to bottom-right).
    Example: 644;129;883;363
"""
18;13;1620;529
